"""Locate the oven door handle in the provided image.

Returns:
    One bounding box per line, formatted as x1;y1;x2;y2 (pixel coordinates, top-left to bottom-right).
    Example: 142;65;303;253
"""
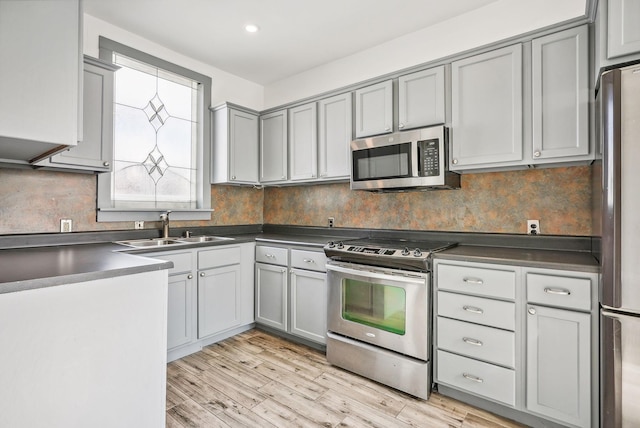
326;263;427;284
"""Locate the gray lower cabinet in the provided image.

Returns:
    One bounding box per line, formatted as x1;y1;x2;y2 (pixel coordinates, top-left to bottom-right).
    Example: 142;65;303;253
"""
434;258;598;428
450;44;523;170
354;80;393;138
147;242;255;362
255;262;288;331
211;103;259;185
260;109;288;183
526;305;591;427
35;56;117;172
255;245;328;345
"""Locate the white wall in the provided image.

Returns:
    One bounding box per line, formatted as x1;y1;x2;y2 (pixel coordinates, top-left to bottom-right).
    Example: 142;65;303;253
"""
83;14;265;111
263;0;587;109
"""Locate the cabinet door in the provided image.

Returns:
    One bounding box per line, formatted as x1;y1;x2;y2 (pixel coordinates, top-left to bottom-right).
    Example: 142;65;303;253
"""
0;0;81;150
197;265;241;338
318;93;352;180
398;66;445;130
229;108;259;183
167;272;194;350
289;102;317;181
354;80;393;138
526;305;591;427
608;0;640;59
290;269;327;344
255;262;288;331
532;26;589;163
46;58;116;171
451;45;523;169
260;110;288;182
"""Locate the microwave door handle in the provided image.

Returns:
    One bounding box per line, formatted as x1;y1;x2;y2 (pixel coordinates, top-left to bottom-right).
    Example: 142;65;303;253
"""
415;141;422;177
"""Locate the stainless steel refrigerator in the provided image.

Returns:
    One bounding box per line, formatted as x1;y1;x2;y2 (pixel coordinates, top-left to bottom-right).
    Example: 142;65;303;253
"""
595;63;640;428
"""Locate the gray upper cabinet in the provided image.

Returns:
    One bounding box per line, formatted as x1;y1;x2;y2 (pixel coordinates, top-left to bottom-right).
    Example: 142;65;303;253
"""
398;66;446;130
531;26;590;164
608;0;640;59
289;102;318;181
0;0;82;164
211;103;259;185
450;44;523;171
35;57;117;172
260;109;288;183
318;93;352;180
355;80;393;138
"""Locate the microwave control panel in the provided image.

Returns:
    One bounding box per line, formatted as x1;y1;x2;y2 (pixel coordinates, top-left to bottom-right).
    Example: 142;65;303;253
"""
418;139;439;177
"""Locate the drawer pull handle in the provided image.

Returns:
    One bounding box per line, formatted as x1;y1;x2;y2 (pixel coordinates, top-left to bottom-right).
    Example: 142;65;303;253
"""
463;373;484;383
462;337;483;346
463;305;484;314
544;287;571;296
303;258;315;263
463;277;484;285
265;254;275;258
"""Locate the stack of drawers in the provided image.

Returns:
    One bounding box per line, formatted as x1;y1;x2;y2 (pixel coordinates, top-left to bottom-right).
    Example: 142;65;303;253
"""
435;261;518;407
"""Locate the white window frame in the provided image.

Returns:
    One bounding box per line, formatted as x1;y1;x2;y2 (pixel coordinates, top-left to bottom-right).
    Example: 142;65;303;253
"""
96;37;212;222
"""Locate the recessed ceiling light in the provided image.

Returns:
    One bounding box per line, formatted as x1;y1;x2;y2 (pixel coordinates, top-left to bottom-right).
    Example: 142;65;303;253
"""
245;24;259;33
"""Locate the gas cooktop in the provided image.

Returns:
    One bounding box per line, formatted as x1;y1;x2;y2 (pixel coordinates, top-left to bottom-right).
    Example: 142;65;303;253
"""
323;237;457;271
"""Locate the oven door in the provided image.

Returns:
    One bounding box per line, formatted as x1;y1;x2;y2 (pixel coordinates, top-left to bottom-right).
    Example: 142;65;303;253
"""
327;261;430;361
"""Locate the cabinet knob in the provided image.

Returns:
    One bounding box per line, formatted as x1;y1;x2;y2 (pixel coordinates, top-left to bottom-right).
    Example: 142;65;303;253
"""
200;272;206;277
528;307;537;315
534;151;541;158
399;123;405;129
452;159;458;165
187;274;193;279
385;126;391;131
281;175;285;179
103;161;110;167
231;175;236;180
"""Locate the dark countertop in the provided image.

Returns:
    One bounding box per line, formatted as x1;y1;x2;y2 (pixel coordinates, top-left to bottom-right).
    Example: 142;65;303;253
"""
0;243;172;294
255;233;357;248
435;245;599;273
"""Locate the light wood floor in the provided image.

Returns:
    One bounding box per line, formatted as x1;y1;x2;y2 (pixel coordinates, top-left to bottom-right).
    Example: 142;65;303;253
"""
166;329;526;427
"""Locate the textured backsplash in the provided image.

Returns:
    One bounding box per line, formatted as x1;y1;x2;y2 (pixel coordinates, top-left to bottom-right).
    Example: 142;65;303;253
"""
264;166;593;236
0;165;592;236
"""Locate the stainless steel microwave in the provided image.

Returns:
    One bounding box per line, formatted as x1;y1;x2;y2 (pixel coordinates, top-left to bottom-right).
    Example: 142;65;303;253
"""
350;125;460;191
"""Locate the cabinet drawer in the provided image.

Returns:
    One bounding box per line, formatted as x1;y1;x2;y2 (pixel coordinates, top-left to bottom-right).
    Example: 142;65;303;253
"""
526;273;592;311
437;263;516;300
437;317;515;368
437;291;515;331
256;246;288;266
198;246;241;270
150;251;193;275
291;249;327;272
436;350;515;407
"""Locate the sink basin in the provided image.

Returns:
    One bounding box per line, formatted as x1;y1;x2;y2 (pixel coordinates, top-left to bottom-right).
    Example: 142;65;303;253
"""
176;236;235;243
117;238;182;248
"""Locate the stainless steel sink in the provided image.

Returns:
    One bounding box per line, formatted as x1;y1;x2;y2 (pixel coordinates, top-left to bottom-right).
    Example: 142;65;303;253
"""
176;236;235;243
116;235;235;248
117;238;183;248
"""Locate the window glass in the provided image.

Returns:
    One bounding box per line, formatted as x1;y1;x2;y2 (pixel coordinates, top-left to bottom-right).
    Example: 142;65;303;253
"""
111;53;198;209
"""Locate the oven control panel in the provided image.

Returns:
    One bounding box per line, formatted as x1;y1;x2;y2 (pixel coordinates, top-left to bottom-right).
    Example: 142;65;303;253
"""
326;242;429;259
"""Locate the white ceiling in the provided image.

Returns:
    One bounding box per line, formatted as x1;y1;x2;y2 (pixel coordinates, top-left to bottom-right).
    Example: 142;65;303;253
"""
83;0;502;86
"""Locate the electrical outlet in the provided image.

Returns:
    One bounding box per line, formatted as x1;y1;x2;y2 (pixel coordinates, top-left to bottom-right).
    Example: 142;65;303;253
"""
60;219;72;233
328;217;335;228
527;219;540;235
134;221;144;230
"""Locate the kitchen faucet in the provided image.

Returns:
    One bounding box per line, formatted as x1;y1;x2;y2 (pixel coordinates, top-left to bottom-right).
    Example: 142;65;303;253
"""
160;211;172;238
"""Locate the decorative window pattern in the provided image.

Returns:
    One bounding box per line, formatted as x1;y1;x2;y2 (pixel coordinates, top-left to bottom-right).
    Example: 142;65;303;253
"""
111;54;198;209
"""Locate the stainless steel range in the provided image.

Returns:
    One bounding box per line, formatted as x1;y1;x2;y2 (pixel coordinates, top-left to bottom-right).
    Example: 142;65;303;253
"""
324;238;456;399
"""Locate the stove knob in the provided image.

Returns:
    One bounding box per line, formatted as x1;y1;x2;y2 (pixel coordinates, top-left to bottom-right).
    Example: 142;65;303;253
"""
401;247;411;256
327;241;335;248
413;248;423;257
337;242;344;249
